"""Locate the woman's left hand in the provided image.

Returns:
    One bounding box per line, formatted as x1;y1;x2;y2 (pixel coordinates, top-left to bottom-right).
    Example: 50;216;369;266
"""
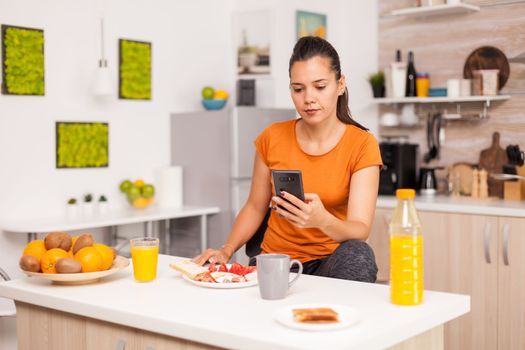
272;192;330;229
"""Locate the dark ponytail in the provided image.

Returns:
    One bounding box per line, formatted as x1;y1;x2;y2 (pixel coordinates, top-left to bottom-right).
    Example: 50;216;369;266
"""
289;36;368;131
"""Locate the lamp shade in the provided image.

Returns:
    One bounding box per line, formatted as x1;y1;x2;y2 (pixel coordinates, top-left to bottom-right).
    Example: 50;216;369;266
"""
93;64;113;96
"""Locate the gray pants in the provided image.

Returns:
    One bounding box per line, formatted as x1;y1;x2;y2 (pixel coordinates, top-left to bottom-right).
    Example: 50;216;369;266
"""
249;240;378;283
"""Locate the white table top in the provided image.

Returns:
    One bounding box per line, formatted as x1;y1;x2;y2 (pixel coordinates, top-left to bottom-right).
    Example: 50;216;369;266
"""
0;205;220;233
377;195;525;218
0;255;470;350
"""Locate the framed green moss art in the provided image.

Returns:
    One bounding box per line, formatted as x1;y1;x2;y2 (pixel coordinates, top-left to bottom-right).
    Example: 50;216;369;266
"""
56;122;109;169
119;39;151;100
1;25;45;95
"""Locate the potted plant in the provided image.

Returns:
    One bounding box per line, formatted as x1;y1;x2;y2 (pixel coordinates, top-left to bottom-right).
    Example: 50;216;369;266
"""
98;195;109;215
66;197;79;219
368;71;385;98
83;193;94;217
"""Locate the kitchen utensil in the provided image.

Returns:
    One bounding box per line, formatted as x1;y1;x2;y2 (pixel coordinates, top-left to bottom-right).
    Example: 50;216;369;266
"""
256;254;302;300
506;145;524;166
419;167;438;195
423;113;442;163
449;163;476;195
463;46;510;91
479;132;509;198
400;104;418;126
380;112;400;127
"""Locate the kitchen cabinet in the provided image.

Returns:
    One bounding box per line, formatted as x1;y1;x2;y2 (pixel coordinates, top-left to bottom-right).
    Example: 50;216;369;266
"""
368;207;392;282
369;209;525;350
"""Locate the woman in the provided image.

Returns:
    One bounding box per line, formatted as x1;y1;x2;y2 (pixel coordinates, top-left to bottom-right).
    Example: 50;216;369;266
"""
193;36;382;282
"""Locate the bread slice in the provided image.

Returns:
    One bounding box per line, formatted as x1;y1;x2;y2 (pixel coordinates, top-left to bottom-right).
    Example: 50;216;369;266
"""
292;307;339;323
169;260;209;280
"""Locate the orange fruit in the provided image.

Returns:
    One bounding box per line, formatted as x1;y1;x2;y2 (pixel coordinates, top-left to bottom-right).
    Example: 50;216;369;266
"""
68;236;79;257
134;179;145;188
23;240;47;263
93;243;115;270
40;248;69;274
74;247;103;273
132;197;152;209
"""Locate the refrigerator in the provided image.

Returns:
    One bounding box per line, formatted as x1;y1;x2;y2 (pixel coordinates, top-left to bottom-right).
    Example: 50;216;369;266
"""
170;107;295;262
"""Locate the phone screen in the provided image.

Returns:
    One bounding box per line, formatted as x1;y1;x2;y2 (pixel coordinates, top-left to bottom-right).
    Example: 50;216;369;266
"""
271;170;305;210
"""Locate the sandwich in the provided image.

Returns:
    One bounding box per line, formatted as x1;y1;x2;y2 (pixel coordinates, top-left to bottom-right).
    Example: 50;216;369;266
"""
292;307;339;323
169;260;216;282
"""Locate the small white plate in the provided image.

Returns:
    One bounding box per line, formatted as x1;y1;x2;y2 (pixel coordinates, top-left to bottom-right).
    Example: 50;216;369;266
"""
181;271;257;289
274;303;362;331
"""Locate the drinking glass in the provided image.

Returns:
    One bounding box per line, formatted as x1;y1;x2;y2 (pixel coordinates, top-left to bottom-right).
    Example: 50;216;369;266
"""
130;237;159;282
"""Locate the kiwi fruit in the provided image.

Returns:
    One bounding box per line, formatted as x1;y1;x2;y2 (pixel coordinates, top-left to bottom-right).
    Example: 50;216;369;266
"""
55;258;82;274
19;255;40;272
44;232;72;251
72;233;94;254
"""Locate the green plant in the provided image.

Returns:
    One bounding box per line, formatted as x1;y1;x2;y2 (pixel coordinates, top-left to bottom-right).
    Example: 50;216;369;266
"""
2;25;45;95
119;39;151;100
56;122;109;168
368;71;385;88
98;195;107;202
84;193;93;203
67;198;77;205
238;46;258;55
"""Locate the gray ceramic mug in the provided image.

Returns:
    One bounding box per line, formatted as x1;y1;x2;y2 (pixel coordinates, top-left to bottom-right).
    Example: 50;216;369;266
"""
256;254;303;300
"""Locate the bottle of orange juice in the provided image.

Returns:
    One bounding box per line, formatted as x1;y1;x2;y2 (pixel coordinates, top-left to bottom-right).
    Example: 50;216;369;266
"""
390;188;423;305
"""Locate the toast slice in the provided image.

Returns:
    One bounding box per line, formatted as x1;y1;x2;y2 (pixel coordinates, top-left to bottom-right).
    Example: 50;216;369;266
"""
292;307;339;323
169;260;209;280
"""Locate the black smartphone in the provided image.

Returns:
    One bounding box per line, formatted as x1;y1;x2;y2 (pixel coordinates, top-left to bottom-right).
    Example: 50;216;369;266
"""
271;170;305;210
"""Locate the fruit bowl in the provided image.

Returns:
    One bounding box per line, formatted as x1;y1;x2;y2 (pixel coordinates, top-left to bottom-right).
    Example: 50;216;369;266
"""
119;179;155;209
202;99;227;110
130;196;155;209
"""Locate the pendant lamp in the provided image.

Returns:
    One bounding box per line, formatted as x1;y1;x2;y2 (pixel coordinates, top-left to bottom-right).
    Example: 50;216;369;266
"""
93;18;113;96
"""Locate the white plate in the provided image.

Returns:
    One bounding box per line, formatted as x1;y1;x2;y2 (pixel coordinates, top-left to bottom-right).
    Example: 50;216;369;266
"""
274;303;362;331
181;270;258;289
22;256;129;285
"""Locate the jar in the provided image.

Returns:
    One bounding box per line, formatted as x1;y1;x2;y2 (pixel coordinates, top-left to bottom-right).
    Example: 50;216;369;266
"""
416;72;429;97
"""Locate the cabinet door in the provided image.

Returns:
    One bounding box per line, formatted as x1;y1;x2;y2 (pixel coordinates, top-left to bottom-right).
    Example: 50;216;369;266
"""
85;319;137;350
497;216;525;350
368;207;392;283
421;211;498;350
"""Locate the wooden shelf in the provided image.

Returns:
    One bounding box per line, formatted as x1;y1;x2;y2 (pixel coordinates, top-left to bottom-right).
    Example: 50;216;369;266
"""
391;3;480;18
373;95;510;105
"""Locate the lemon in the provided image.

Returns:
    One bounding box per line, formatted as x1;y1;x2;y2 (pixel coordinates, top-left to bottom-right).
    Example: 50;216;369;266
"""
214;90;229;100
134;179;145;188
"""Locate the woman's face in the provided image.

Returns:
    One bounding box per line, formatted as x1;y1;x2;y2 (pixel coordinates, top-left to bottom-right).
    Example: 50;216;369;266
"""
289;55;345;125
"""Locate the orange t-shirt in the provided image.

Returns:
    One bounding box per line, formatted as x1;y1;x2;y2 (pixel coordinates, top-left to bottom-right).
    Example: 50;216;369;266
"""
254;119;383;263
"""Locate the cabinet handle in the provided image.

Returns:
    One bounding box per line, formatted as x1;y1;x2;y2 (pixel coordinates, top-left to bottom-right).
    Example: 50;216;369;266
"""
382;214;392;228
502;223;510;266
115;339;126;350
484;222;492;264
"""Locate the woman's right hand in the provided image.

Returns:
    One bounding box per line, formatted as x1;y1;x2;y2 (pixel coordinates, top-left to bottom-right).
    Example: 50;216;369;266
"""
192;246;233;266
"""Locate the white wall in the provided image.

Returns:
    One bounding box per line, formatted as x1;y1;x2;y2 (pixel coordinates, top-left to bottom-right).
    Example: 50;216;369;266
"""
0;1;377;348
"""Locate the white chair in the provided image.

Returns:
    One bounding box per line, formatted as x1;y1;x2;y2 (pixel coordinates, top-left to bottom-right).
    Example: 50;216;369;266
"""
0;267;16;317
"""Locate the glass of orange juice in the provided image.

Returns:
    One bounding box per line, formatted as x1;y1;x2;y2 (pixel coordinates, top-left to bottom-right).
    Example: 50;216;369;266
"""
130;237;159;282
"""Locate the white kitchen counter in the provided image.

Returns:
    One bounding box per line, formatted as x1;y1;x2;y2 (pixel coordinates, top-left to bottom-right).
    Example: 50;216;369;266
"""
0;255;469;350
377;195;525;218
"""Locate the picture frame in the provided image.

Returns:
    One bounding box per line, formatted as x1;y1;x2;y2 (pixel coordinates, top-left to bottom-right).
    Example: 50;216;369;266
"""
296;10;327;40
119;39;151;100
2;24;45;95
56;122;109;169
233;10;272;76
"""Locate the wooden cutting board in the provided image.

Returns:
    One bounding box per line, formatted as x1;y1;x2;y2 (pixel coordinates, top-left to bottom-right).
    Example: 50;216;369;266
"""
479;132;508;198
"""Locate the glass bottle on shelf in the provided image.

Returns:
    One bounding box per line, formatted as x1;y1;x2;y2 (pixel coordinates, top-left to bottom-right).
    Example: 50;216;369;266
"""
405;51;418;97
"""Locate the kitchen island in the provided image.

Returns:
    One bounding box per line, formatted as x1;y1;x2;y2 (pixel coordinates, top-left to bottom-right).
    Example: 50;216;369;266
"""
0;255;468;350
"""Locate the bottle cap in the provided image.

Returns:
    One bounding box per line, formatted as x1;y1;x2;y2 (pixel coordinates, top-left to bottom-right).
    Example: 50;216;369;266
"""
416;72;429;78
396;188;415;199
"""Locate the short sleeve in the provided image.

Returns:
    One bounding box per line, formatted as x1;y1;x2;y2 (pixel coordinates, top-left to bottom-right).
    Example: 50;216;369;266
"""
352;133;383;173
254;126;270;166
